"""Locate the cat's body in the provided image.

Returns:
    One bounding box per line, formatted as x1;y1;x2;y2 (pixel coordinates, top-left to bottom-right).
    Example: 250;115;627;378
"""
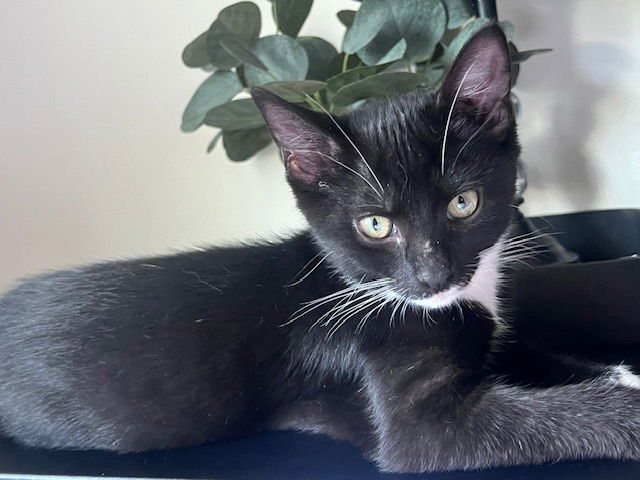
2;26;640;472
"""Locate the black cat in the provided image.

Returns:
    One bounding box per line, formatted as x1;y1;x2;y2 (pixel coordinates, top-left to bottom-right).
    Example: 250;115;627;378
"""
1;26;639;473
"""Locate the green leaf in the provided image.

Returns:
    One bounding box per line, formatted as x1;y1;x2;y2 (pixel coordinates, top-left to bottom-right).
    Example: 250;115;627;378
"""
206;2;261;70
425;66;444;87
244;35;309;86
444;17;490;66
375;38;407;65
203;98;265;131
181;71;243;132
331;71;427;108
220;37;267;70
499;20;515;41
389;0;446;63
272;0;313;37
512;48;552;63
353;0;447;66
298;37;339;81
207;131;223;153
356;19;403;66
223;126;273;161
326;62;393;93
337;10;356;27
343;0;388;54
182;31;211;68
262;80;327;102
442;0;475;29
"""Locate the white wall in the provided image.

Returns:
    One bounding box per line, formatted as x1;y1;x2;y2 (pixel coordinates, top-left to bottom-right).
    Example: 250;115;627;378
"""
1;0;638;290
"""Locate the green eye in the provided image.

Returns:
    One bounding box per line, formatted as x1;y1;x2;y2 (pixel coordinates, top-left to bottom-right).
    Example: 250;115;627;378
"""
447;190;479;219
357;215;394;239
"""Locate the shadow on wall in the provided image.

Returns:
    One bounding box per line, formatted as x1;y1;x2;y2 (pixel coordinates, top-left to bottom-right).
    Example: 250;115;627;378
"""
511;0;630;210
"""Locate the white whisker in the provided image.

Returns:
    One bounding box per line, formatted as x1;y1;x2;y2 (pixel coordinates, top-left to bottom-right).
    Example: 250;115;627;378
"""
295;149;383;201
304;94;386;196
285;251;331;287
441;61;476;175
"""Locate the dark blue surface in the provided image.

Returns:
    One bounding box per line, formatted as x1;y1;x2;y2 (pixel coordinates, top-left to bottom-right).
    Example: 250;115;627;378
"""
2;430;640;480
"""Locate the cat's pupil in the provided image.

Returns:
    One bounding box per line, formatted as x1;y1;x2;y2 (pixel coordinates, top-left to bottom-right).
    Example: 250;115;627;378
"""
457;196;467;209
372;217;380;230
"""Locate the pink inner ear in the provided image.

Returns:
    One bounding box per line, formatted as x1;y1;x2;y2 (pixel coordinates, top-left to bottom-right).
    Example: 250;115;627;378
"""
286;152;323;185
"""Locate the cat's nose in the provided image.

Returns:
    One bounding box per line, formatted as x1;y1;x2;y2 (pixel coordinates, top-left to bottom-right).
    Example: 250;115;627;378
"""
413;256;453;293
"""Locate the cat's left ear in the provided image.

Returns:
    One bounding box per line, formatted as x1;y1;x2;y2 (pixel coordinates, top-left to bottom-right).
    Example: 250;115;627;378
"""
440;25;512;132
251;88;341;190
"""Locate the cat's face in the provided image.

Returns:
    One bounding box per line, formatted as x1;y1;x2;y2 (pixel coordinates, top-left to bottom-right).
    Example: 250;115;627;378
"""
254;26;518;311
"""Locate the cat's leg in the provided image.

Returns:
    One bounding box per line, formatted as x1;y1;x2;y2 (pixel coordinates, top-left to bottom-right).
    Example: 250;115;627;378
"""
362;349;640;473
268;386;375;451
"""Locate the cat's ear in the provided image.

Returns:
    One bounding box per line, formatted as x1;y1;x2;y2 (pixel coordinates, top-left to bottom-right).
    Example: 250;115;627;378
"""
440;25;512;131
251;88;340;189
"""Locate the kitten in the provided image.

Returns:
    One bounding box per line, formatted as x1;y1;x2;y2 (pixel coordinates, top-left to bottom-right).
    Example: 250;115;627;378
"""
1;25;640;473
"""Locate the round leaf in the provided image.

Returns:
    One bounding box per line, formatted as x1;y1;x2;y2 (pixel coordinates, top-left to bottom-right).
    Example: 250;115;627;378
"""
354;0;447;65
388;0;446;63
220;37;267;70
337;10;356;27
331;71;427;108
244;35;309;87
206;2;261;70
223;126;273;161
207;131;223;153
343;0;388;54
512;48;553;63
204;98;265;131
262;80;327;103
181;71;243;132
182;31;211;68
442;0;475;29
272;0;313;37
356;17;402;66
499;20;515;41
298;37;338;81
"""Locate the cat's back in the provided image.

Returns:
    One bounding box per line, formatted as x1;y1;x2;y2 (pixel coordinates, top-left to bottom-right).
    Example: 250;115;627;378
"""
0;234;315;451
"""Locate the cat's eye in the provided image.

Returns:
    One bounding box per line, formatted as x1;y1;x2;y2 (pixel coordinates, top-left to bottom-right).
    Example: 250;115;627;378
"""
447;190;479;219
357;215;394;239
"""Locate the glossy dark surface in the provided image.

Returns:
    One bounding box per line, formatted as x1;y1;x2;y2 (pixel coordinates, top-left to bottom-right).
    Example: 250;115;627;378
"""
2;430;640;480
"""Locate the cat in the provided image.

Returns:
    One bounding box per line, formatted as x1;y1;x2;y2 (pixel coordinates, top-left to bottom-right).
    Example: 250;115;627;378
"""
1;25;640;473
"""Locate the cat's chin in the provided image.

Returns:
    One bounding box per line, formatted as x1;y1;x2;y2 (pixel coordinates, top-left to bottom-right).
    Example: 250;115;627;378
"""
408;286;464;311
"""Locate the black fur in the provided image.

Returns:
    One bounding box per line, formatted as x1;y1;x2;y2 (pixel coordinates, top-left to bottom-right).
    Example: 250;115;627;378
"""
2;26;640;473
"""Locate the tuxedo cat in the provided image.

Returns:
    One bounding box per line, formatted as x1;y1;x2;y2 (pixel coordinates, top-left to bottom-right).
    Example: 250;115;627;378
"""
1;26;640;473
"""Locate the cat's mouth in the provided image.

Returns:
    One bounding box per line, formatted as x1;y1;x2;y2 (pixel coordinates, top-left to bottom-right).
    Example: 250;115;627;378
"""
410;285;465;310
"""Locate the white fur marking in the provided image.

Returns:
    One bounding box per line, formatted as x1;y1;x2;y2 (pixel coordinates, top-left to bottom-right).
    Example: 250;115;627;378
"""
459;243;502;318
613;365;640;389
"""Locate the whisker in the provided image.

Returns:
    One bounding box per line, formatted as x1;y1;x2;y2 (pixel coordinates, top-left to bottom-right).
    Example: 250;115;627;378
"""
295;149;383;201
284;278;394;327
285;251;331;287
304;94;386;196
441;61;476;175
452;115;492;167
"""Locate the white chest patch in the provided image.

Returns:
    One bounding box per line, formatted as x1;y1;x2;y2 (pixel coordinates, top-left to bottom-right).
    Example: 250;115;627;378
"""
459;242;502;318
612;365;640;389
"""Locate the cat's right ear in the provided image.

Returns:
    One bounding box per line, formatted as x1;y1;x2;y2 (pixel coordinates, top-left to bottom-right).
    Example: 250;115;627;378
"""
440;24;512;132
251;88;340;190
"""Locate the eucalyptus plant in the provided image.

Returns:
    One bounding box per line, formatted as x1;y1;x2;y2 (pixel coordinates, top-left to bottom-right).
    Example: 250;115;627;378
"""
181;0;548;161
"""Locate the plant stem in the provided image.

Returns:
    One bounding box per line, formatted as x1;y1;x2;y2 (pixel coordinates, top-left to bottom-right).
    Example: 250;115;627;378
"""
272;3;280;34
342;53;350;73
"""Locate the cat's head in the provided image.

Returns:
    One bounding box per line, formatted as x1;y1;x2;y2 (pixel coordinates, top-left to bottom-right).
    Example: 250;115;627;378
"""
253;25;518;313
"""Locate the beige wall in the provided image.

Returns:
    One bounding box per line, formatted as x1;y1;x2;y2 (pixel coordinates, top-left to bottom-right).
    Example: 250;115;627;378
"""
1;0;639;290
